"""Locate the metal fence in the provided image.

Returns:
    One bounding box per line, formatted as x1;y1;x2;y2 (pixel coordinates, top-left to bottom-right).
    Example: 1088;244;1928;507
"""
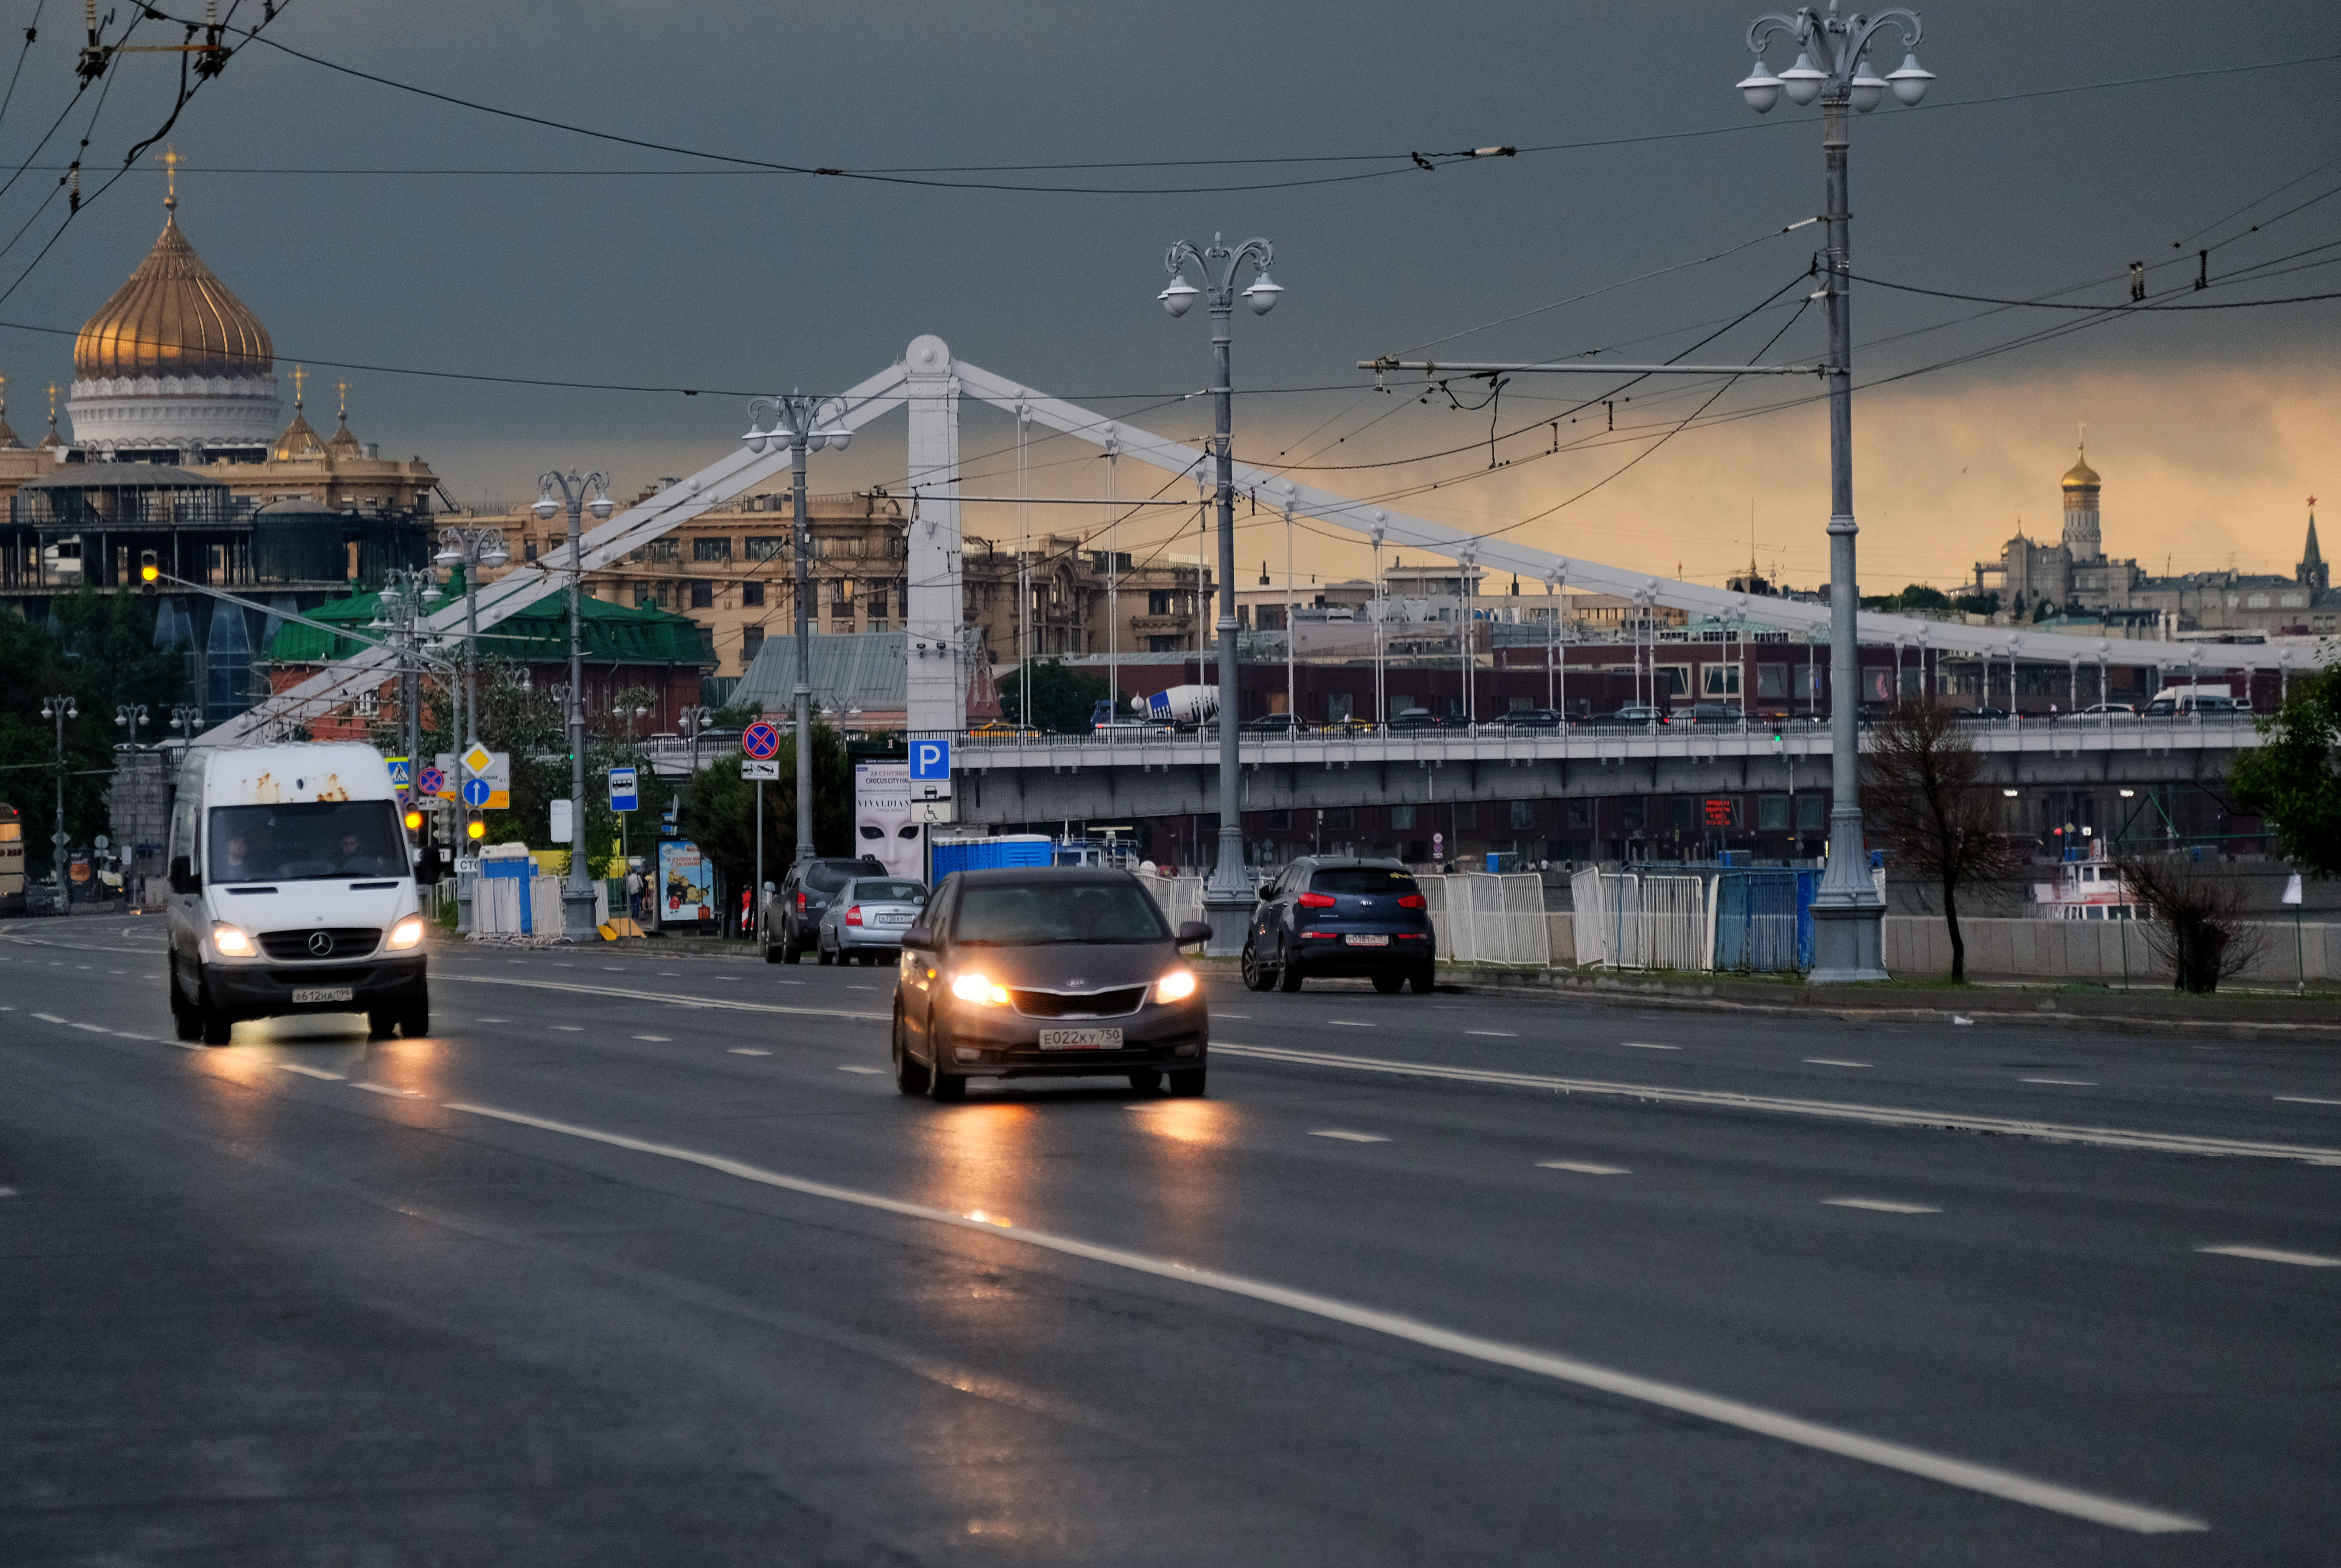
1132;871;1206;933
1418;873;1552;966
1571;869;1707;971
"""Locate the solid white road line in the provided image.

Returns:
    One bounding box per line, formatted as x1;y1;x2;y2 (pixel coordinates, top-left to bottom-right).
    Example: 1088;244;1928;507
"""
1538;1160;1629;1175
2021;1078;2097;1086
1210;1042;2341;1166
728;1048;772;1056
277;1063;345;1081
1309;1130;1390;1143
441;971;887;1022
440;1100;2206;1535
1804;1058;1871;1068
2275;1095;2341;1107
2196;1244;2341;1268
1823;1198;1941;1215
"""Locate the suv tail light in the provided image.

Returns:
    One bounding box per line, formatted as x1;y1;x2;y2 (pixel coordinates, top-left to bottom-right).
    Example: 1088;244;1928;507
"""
1397;893;1425;909
845;904;863;926
795;892;807;909
1296;891;1336;909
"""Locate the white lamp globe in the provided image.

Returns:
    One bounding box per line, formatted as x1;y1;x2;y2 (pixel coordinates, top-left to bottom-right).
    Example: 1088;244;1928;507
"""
588;495;615;520
1737;57;1783;113
1849;57;1887;112
533;494;560;520
1886;52;1934;105
1242;272;1283;315
1158;276;1200;317
1779;51;1825;106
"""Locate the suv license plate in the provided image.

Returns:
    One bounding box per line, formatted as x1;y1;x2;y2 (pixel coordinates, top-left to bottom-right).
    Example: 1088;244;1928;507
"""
1038;1027;1123;1050
292;986;355;1004
1344;935;1390;947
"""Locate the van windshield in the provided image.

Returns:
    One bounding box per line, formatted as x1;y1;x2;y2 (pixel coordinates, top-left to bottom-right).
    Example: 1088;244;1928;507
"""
209;801;405;884
953;882;1167;945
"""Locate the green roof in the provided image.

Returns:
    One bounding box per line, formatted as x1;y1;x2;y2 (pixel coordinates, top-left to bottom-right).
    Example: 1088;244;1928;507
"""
271;581;709;667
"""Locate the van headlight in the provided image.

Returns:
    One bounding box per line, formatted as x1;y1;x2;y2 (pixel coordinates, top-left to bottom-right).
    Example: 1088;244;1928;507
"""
1154;969;1197;1003
211;923;254;957
386;915;427;950
950;972;1009;1006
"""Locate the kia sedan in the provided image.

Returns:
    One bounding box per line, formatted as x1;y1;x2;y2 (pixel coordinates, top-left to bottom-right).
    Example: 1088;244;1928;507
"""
893;869;1212;1102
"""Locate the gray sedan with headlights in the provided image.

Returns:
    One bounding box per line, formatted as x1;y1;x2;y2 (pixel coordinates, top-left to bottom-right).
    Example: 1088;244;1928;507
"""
891;868;1212;1102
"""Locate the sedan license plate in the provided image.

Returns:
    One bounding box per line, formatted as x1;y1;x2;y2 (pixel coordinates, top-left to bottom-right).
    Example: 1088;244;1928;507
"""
1343;934;1390;947
1038;1027;1123;1051
292;986;355;1004
876;912;912;926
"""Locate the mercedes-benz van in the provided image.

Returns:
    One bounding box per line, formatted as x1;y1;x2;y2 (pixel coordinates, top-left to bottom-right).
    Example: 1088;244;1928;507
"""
163;742;433;1044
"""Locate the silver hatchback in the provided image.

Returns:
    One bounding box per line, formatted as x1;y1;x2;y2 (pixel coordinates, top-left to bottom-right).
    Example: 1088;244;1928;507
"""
817;876;931;965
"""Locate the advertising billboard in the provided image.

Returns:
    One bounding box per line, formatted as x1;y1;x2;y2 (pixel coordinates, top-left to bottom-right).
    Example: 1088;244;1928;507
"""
657;841;715;925
854;762;923;880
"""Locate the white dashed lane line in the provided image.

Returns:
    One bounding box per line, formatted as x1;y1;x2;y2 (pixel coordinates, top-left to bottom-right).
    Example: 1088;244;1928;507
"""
728;1048;772;1056
351;1083;421;1098
1468;1030;1517;1038
1804;1058;1872;1068
1823;1198;1941;1215
1327;1020;1374;1028
837;1065;882;1074
550;1026;583;1032
277;1063;345;1081
1309;1130;1390;1143
2276;1095;2341;1107
1538;1160;1629;1175
2022;1077;2097;1086
1623;1041;1680;1051
2197;1245;2341;1268
632;1034;673;1042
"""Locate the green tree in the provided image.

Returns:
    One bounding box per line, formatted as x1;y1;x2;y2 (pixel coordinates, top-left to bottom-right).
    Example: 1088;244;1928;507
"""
997;658;1111;734
2231;659;2341;879
683;723;852;897
0;590;191;879
1894;584;1951;613
1861;699;2024;982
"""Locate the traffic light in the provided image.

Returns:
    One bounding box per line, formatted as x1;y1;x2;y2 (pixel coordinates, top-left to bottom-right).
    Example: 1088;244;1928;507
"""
465;810;486;841
138;550;159;592
404;807;425;833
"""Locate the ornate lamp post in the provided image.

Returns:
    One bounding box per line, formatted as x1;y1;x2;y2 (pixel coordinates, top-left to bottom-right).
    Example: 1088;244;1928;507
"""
39;693;76;905
1159;233;1282;950
434;524;510;751
114;704;150;746
1737;2;1932;982
534;471;615;940
743;395;854;867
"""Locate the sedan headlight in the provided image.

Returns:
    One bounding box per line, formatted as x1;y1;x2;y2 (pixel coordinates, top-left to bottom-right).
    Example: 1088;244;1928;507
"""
950;972;1009;1006
211;922;254;957
386;915;427;950
1154;969;1197;1003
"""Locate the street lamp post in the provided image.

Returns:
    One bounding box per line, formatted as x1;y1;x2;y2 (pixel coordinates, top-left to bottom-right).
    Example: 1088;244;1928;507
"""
1738;2;1931;982
114;704;149;745
534;471;615;941
744;395;854;868
434;525;510;754
1159;233;1282;952
39;692;76;906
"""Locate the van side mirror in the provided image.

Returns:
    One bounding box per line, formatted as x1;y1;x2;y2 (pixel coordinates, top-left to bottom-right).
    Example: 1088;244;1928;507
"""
1176;920;1212;947
902;922;935;950
168;855;199;895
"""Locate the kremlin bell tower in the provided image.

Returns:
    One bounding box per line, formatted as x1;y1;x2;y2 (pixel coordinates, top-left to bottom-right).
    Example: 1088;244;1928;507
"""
2060;443;2103;565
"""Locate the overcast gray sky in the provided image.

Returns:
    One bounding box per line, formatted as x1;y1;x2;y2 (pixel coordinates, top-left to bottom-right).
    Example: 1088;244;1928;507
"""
4;0;2336;590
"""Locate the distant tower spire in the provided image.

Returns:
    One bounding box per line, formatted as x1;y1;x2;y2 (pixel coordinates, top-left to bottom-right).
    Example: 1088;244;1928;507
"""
335;377;350;422
2301;496;2328;593
159;144;180;215
290;363;305;411
2059;437;2103;565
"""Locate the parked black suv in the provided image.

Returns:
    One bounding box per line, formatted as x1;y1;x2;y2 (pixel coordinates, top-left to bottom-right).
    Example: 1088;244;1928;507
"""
1241;856;1435;993
765;855;885;963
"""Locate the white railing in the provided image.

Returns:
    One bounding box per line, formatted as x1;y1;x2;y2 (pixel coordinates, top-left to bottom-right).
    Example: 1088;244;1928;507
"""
1572;869;1707;971
1418;873;1551;966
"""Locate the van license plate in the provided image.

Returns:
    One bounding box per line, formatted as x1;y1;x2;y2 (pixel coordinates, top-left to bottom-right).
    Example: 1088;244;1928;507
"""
292;986;355;1004
1344;935;1390;947
1038;1028;1122;1050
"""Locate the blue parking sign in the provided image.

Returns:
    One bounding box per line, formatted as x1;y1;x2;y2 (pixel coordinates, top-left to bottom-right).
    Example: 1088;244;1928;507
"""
910;739;950;780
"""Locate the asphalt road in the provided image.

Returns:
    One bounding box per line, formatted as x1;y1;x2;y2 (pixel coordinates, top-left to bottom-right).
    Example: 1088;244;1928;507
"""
4;914;2338;1565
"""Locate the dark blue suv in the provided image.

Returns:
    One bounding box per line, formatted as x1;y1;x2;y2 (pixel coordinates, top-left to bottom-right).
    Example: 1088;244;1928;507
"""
1241;856;1436;994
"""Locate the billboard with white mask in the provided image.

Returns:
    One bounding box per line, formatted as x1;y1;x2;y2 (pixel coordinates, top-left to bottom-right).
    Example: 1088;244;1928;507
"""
855;762;921;879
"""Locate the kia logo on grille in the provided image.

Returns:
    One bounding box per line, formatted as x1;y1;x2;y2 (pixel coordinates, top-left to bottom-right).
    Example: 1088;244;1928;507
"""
1063;978;1087;989
307;931;334;957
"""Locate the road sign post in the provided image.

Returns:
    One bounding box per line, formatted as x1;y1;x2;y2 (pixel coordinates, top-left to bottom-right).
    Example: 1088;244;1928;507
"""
741;725;782;931
608;765;640;871
909;737;952;800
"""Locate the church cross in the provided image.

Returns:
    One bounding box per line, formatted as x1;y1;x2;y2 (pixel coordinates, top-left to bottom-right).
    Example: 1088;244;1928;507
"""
290;363;306;410
335;378;350;421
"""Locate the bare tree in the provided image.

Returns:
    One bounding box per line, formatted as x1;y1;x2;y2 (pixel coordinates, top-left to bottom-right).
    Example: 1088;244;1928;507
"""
2114;853;2268;994
1861;700;2024;982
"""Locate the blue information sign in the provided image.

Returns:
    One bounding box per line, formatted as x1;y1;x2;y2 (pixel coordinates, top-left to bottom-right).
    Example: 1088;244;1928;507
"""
461;777;492;808
910;738;951;781
608;765;639;812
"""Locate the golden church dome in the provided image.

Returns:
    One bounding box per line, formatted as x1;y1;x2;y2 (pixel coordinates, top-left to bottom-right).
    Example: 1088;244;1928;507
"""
2061;451;2101;491
73;213;273;382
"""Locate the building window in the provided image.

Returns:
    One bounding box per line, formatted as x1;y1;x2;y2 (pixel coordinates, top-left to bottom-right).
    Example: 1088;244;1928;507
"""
635;590;655;609
1321;806;1353;831
1758;794;1791;831
1566;798;1592;829
1326;693;1353;723
742;581;764;607
694;538;733;562
1389;692;1413;716
523;540;538;562
1149;589;1173;616
831;578;855;615
745;537;786;561
697;627;716;658
1621;798;1646;833
742;626;764;664
1702;664;1742;697
1390;804;1416;830
1147;634;1180;652
1796;793;1825;830
1655;664;1690;697
1669;796;1696;832
1453;802;1477;830
832;619;857;636
690;581;713;609
867;593;888;620
1509;800;1534;830
1266;809;1291;830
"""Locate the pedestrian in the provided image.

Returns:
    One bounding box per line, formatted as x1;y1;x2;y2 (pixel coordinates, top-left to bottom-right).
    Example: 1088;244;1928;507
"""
624;862;644;921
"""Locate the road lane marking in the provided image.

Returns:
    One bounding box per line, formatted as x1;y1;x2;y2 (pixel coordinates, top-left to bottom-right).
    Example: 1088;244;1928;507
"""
1309;1130;1390;1142
2196;1245;2340;1268
1804;1058;1871;1068
278;1064;345;1081
2021;1077;2097;1086
69;1022;111;1033
1469;1030;1518;1038
350;1082;420;1098
1327;1020;1374;1028
32;1013;66;1023
1217;1012;1252;1018
1210;1042;2341;1166
1823;1198;1941;1215
1623;1041;1680;1050
476;1018;509;1023
1538;1160;1629;1175
632;1034;673;1042
550;1025;583;1032
837;1065;882;1074
440;971;886;1022
728;1048;772;1056
2275;1095;2341;1107
441;1099;2206;1535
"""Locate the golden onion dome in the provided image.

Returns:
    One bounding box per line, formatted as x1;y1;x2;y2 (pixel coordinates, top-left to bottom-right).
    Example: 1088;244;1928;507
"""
73;213;273;382
2061;451;2101;491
